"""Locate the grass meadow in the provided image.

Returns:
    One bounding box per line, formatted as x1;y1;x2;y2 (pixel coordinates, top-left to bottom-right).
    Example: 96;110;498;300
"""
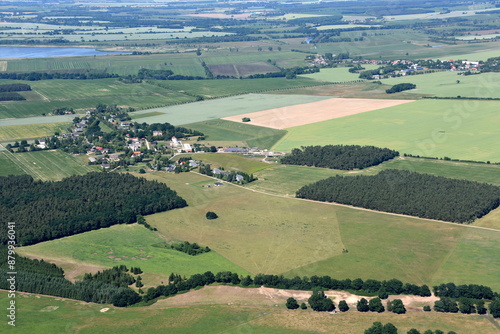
273;99;500;162
185;119;287;149
17;224;249;284
299;65;379;82
0;123;69;142
0;150;99;181
381;71;500;98
131;94;331;125
140;172;500;290
2;290;497;334
178;153;271;174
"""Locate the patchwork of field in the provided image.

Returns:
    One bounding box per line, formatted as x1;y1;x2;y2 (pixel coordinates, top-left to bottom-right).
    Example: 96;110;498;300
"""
299;65;379;82
4;290;497;334
184;119;287;149
207;62;279;77
0;122;69;142
0;150;99;181
17;224;249;285
0;79;196;118
273;99;500;162
381;71;500;98
131;94;332;125
223;98;415;129
138;172;500;290
151;77;327;99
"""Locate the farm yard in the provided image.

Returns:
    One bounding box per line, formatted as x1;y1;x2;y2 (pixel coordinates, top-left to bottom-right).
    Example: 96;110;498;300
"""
273;99;500;162
222;98;415;129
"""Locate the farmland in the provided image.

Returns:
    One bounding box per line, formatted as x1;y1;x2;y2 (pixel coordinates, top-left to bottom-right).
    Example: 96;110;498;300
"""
131;94;331;125
0;150;99;181
17;224;248;285
0;122;69;142
139;172;500;291
273;99;500;162
299;65;379;82
178;153;271;174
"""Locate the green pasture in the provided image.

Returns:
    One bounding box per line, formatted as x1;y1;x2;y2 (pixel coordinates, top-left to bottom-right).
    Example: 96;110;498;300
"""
273;99;500;162
179;153;271;174
140;172;500;290
152;77;325;99
18;224;248;281
0;123;69;141
0;79;196;118
438;49;500;61
0;150;98;181
316;24;381;30
2;291;498;334
380;71;500;98
131;94;331;125
201;51;306;67
0;115;75;125
299;65;379;82
184;119;287;149
0;151;24;176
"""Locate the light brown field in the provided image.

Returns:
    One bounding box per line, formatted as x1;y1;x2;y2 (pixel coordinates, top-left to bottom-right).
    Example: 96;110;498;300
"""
222;97;415;129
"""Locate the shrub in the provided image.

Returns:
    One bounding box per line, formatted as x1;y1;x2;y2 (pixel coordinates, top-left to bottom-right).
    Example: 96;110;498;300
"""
206;211;218;220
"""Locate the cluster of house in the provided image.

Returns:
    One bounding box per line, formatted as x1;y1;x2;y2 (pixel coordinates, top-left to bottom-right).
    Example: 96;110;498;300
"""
165;159;199;173
170;136;193;153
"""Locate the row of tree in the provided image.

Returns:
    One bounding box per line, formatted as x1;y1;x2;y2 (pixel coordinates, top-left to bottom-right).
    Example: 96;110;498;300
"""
386;83;417;94
169;241;211;256
296;170;500;223
365;322;457;334
281;145;399;170
0;83;31;92
0;173;187;246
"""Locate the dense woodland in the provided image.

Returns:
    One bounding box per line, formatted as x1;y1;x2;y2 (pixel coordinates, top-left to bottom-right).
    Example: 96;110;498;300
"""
296;170;500;223
386;83;417;94
281;145;399;170
0;173;187;245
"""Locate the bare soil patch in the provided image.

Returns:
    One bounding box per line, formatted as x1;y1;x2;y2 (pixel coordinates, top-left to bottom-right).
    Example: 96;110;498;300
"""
222;98;415;129
208;64;237;77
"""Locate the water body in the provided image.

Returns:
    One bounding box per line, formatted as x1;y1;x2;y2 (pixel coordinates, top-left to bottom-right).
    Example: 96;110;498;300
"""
0;46;125;59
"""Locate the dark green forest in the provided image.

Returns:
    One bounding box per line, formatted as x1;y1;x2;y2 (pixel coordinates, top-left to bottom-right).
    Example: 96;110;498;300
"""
0;173;187;245
281;145;399;170
296;170;500;223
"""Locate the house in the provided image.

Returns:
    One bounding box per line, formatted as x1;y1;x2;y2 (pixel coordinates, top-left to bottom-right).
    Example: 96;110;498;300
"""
132;151;142;157
74;127;83;132
171;136;180;147
88;157;97;163
213;168;222;175
101;148;110;154
101;163;111;169
188;160;198;167
166;164;176;173
183;143;192;152
236;174;244;182
108;153;120;161
224;147;248;153
153;130;163;137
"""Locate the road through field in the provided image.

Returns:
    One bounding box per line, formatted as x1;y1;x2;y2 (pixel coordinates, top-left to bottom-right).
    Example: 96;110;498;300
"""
190;171;500;233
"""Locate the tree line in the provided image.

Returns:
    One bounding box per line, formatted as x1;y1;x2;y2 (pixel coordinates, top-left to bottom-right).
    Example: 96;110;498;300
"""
281;145;399;170
0;173;187;246
0;83;31;92
386;83;416;94
296;170;500;223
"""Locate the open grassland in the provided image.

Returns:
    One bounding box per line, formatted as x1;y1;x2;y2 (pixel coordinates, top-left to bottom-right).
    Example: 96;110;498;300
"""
201;51;306;67
17;224;248;284
0;79;195;118
0;150;99;181
184;119;287;149
179;153;271;174
223;98;414;129
0;122;69;141
131;94;331;125
248;157;500;196
299;65;379;82
273;99;500;162
381;71;500;98
0;151;24;176
2;290;498;334
438;49;500;61
141;172;500;290
151;77;327;99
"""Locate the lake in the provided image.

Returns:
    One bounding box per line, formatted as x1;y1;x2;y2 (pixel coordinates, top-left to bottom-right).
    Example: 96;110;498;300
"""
0;46;125;59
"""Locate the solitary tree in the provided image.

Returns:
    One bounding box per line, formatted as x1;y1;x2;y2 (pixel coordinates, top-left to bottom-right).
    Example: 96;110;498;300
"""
286;297;299;309
206;211;218;220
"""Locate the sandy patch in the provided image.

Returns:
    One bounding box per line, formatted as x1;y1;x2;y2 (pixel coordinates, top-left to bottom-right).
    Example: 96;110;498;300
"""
222;98;415;129
100;308;110;313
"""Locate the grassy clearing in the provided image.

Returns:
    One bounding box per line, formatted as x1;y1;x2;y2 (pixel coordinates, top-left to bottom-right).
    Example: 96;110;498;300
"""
299;65;379;82
0;122;69;141
141;172;500;290
151;77;326;99
17;224;248;282
273;99;500;162
381;71;500;98
3;290;498;334
184;119;287;149
0;150;99;181
131;94;331;125
179;153;271;174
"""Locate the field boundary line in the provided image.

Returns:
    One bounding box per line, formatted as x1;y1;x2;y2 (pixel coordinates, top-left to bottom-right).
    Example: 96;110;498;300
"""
190;171;500;233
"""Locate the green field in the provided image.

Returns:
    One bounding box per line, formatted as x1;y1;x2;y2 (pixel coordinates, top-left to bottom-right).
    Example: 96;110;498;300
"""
18;224;249;282
0;150;99;181
273;99;500;162
381;71;500;98
151;77;326;99
131;94;332;125
0;79;196;118
0;151;25;176
185;119;287;149
299;65;379;82
4;290;497;334
438;49;500;61
0;122;69;141
138;172;500;290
